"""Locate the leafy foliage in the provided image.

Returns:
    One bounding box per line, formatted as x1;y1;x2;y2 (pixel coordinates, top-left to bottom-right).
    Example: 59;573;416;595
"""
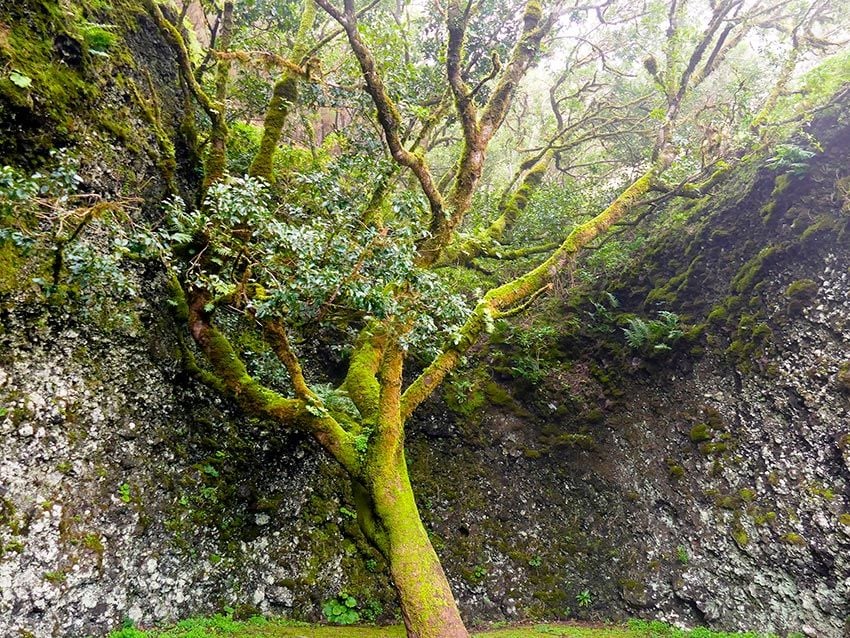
765;143;816;176
0;152;146;332
154;172;471;355
501;322;558;384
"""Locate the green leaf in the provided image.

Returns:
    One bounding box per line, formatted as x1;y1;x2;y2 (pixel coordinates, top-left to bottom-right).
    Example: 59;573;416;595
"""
9;71;32;89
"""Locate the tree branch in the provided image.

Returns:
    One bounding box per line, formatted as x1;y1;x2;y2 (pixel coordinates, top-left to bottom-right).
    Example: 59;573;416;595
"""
184;288;360;474
315;0;446;229
401;165;659;420
417;0;558;266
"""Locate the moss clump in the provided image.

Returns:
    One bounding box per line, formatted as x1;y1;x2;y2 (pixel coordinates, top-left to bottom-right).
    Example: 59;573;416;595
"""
707;305;728;324
784;278;819;299
715;494;739;510
784;278;819;313
772;173;791;195
444;377;485;419
700;441;728;455
80;532;104;554
781;532;806;546
82;23;118;53
800;215;837;242
836;362;850;393
667;463;685;478
42;570;66;584
645;256;704;306
482;381;513;407
839;513;850;526
0;496;22;535
753;510;777;526
731;245;781;294
751;322;773;341
731;524;749;548
725;313;773;371
738;488;755;503
690;423;711;443
808;484;835;501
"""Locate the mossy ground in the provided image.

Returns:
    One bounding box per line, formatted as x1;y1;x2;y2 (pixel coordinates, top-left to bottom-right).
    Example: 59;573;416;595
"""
108;616;783;638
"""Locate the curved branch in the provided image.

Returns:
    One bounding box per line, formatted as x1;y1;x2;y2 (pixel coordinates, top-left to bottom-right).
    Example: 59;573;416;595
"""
314;0;446;223
437;151;552;266
401;165;659;420
184;289;360;474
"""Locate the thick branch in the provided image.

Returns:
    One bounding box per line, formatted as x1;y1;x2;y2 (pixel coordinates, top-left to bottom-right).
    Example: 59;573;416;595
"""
315;0;446;223
371;343;405;461
249;0;318;181
204;0;234;189
446;0;479;145
263;320;313;399
478;2;554;143
417;0;556;266
185;289;360;474
401;166;659;420
341;327;386;425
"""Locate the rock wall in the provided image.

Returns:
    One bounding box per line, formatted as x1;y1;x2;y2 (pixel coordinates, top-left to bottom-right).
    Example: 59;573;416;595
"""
418;94;850;635
2;2;397;635
1;1;849;636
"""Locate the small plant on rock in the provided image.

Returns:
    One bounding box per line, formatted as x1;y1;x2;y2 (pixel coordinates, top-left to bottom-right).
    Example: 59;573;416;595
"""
321;592;360;625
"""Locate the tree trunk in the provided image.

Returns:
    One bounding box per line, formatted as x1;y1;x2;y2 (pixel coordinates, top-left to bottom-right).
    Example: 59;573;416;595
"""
368;453;469;638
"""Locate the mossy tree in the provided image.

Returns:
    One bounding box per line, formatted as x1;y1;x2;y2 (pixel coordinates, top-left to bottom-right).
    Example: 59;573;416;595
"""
138;0;848;636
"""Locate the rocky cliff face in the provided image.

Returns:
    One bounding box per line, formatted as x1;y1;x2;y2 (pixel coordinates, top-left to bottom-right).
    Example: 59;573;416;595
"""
418;93;850;635
1;2;849;637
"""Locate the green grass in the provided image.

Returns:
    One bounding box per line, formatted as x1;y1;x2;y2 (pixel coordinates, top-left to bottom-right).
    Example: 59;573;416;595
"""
107;616;782;638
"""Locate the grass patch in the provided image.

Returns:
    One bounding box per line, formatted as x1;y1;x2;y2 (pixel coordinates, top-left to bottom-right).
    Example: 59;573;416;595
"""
108;616;783;638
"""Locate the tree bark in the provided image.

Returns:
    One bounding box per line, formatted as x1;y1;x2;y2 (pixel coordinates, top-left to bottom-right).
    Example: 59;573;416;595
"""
368;452;469;638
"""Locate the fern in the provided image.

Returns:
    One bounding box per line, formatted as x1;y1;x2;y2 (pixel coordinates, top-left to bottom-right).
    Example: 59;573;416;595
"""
623;311;683;355
623;317;651;349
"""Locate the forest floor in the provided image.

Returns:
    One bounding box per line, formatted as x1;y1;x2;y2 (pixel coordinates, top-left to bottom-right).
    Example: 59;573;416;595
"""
108;616;781;638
